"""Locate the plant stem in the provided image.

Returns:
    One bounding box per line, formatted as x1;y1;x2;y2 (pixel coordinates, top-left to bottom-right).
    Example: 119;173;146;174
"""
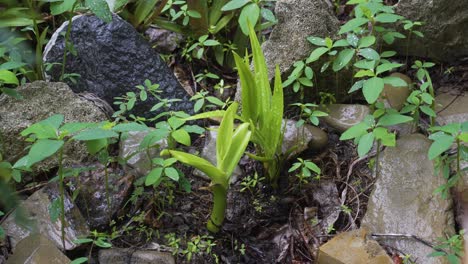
60;3;77;81
104;164;111;223
206;184;227;233
375;141;381;179
424;70;436;126
58;147;66;250
405;31;412;67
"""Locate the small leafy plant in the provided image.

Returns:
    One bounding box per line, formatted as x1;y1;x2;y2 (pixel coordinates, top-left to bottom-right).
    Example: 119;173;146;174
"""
429;230;465;264
161;102;251;232
288;158;321;186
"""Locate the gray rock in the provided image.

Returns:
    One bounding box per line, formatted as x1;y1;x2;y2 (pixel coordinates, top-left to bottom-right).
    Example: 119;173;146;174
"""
67;163;134;230
362;134;454;264
2;183;89;251
262;0;339;78
119;130;168;177
43;14;194;119
6;234;71;264
98;248;133;264
394;0;468;62
0;81;108;173
193;127;243;183
99;249;174;264
435;92;468;126
380;73;412;111
282;119;328;159
130;250;175;264
260;0;350;103
145;27;185;54
321;104;370;133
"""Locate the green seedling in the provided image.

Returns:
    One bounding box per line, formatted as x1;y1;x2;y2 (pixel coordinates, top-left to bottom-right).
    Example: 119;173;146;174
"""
161;102;251;232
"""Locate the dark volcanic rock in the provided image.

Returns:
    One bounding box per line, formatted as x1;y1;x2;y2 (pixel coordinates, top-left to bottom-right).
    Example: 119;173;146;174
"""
43;14;194;119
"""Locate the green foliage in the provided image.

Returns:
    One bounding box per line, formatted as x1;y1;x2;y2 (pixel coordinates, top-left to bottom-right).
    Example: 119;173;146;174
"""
340;108;413;158
429;230;465;264
240;171;264;193
288;158;321;186
161;102;251;232
234;23;284;186
290;103;328;127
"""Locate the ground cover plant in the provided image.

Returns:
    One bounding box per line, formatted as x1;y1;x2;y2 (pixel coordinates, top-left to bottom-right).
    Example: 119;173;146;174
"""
0;0;467;263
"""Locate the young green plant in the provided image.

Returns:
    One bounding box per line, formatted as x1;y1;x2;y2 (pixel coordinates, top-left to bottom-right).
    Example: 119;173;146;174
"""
161;102;251;232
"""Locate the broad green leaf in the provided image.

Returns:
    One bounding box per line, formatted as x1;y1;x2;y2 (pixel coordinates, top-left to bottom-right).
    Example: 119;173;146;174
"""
138;129;169;150
233;52;257;122
307;36;326;46
73;238;93;244
362;77;384;104
377;114;413;126
145;167;163;186
51;0;77;15
217;103;236;167
163;150;226;185
204;39;220;46
85;0;112;23
85;138;108;154
73;128;118;141
221;0;250;11
354;70;374;78
348;80;364;93
358;35;376;48
347;33;359;47
357;132;374;157
375;13;403;23
332;39;350;48
221;123;251;176
354;59;375;70
376;63;403;75
373;127;395;146
0;70;19;85
171;129;191;146
238;3;260;35
49;197;61;223
184;110;226;120
383;76;407;87
71;257;88;264
332;49;355;72
305;161;321;174
1;88;22;99
338;17;368;34
340;122;370;140
112;123;148;132
60;122;97;134
306;47;329;63
380;51;397;58
165;167;179;181
168;116;185;130
28;139;64;166
428;134;455;160
359;48;380;60
420;105;436;117
21;114;64;139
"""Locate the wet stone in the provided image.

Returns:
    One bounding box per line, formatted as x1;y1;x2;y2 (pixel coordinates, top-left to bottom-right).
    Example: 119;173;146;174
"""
43;14;194;120
6;234;71;264
281;119;328;159
435;92;468;126
0;81;108;174
67;163;134;231
119;130;168;177
98;249;175;264
381;72;412;111
2;183;89;251
321;104;370;133
361;134;454;264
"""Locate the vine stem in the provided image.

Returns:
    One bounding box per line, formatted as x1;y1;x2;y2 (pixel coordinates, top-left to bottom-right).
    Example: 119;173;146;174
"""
60;2;78;81
58;147;66;250
375;141;381;179
424;70;436;126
